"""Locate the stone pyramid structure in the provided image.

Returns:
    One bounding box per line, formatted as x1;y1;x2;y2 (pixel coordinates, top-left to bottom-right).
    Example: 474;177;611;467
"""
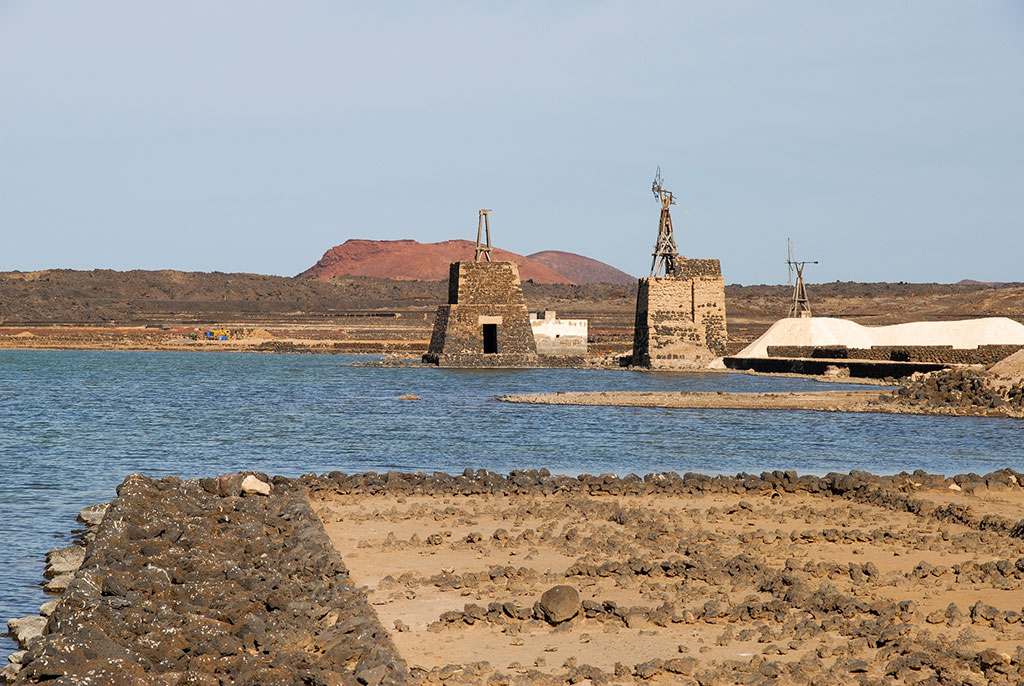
423;261;538;367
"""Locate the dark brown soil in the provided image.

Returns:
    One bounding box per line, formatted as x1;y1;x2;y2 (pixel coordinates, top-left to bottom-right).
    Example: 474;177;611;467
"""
2;270;1022;357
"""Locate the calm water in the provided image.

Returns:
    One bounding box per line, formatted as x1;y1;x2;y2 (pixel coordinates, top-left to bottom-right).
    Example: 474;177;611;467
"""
2;349;1022;652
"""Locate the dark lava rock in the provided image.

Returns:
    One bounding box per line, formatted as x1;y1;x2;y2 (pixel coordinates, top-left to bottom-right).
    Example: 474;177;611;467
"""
538;585;580;625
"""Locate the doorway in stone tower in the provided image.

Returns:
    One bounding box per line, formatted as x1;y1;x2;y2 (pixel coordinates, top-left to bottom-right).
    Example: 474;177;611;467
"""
482;324;498;354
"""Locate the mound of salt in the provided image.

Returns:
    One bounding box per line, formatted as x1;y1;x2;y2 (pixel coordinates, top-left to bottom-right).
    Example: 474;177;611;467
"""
245;328;272;340
989;348;1024;382
735;317;1024;359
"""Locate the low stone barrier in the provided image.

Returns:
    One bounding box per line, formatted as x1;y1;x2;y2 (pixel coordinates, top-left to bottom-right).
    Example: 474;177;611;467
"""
767;344;1024;365
724;356;947;378
300;467;1024;537
5;473;409;685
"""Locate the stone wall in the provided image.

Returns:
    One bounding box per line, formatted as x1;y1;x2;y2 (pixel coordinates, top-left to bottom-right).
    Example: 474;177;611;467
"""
446;261;527;305
724;356;948;379
424;262;538;367
672;259;723;280
632;260;728;369
766;344;1024;366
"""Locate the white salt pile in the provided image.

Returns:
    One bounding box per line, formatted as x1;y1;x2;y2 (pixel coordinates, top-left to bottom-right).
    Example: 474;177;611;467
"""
735;317;1024;359
989;348;1024;382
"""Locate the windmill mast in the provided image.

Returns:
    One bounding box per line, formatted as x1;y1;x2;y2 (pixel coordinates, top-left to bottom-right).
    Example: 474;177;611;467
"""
650;167;685;277
786;238;817;318
474;209;493;262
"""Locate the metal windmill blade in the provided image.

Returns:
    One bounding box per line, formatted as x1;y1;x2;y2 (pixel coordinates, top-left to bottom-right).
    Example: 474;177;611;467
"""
787;238;794;285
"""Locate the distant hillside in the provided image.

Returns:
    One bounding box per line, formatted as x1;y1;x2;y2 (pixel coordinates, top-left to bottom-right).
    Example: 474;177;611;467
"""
527;250;635;285
957;279;1008;287
2;271;1022;339
297;239;572;284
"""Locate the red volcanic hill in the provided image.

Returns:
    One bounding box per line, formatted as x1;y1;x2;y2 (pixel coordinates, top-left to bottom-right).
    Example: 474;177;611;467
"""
527;250;635;286
297;239;631;284
957;279;1007;287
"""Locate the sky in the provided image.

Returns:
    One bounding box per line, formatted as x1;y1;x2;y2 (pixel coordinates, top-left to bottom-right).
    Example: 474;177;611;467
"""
0;2;1021;285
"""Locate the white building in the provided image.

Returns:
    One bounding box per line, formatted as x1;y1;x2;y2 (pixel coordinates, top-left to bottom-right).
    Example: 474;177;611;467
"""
529;311;587;356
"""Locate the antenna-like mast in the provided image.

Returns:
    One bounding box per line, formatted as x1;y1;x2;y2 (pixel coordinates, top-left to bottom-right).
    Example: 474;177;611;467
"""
786;239;817;318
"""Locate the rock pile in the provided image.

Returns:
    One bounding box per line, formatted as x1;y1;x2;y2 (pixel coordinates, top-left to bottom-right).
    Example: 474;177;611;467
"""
6;473;409;685
884;368;1024;416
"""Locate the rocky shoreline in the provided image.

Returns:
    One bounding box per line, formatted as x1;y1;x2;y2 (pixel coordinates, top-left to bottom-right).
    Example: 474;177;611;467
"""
6;468;1024;684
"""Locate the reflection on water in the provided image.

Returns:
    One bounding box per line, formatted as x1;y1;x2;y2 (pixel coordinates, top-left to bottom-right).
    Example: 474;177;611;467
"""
1;350;1021;651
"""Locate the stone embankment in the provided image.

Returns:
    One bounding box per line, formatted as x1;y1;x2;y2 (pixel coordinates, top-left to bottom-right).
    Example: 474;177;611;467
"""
4;473;409;685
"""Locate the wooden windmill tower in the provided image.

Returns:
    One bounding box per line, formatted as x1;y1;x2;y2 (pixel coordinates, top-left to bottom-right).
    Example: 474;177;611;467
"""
786;238;817;318
649;167;690;277
474;209;492;262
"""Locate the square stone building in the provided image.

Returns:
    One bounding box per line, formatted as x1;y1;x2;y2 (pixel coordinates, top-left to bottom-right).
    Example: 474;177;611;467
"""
632;259;728;368
423;261;539;367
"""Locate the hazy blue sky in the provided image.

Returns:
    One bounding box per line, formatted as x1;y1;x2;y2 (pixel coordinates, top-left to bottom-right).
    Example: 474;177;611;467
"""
1;2;1021;284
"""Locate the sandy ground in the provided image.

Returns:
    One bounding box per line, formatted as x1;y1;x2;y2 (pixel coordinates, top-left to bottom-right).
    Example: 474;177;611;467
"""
499;390;892;414
0;326;429;354
311;483;1024;684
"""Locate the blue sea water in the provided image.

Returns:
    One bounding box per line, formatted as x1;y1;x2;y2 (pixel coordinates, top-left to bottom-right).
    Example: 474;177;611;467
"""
1;349;1022;653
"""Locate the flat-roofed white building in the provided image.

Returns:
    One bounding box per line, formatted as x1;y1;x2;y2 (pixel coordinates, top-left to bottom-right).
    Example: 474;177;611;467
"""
529;311;587;356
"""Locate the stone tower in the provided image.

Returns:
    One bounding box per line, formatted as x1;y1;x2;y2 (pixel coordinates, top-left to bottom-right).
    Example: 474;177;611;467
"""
423;261;539;367
632;171;727;368
632;260;728;368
